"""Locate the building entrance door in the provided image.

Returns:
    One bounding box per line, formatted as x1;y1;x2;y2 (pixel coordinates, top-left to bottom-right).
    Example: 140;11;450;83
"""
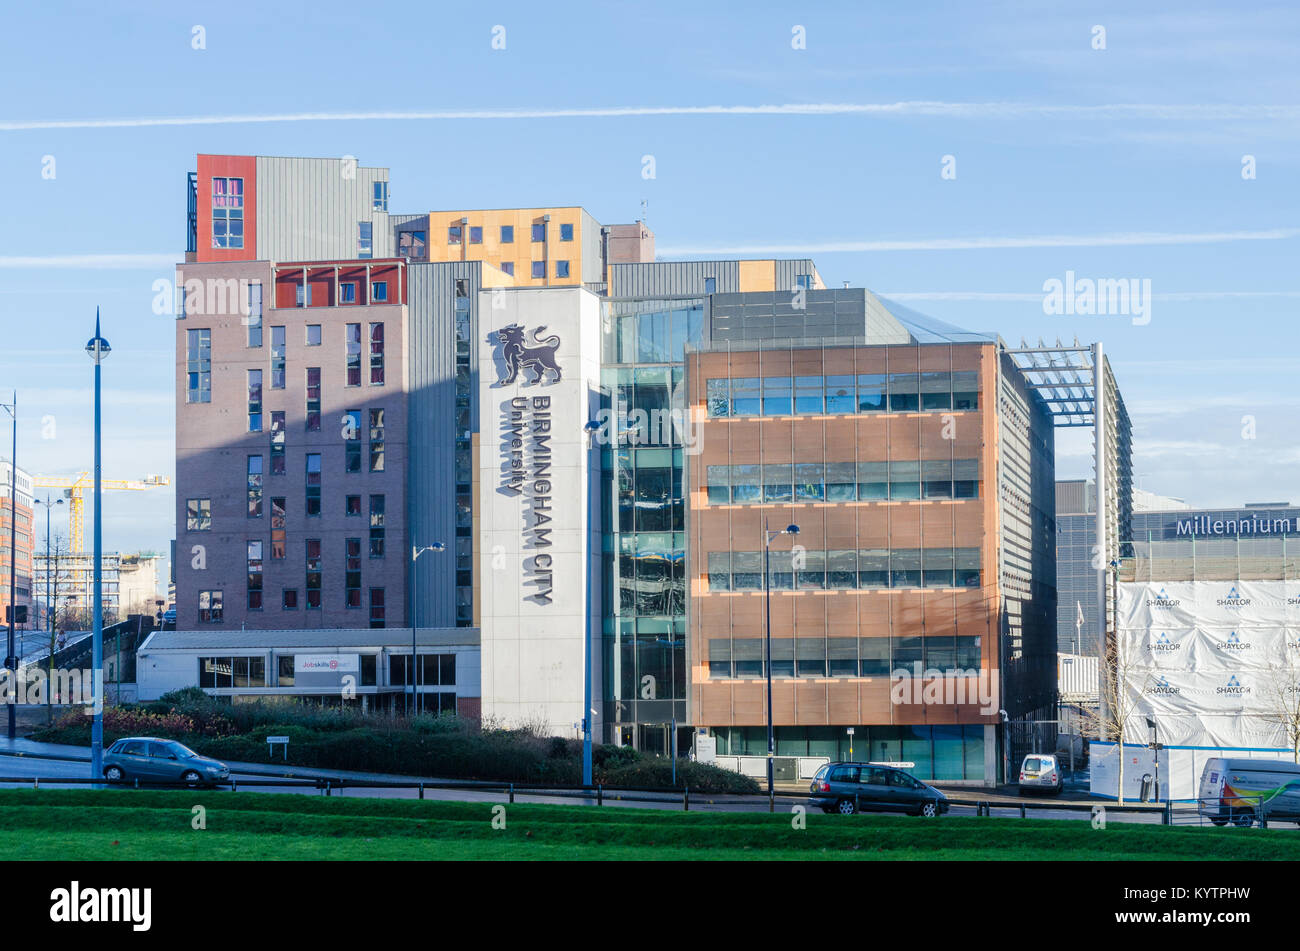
638;723;669;756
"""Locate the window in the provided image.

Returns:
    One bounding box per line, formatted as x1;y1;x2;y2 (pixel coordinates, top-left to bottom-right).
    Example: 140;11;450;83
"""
340;282;357;304
346;494;361;517
247;540;264;610
369;495;385;557
369;323;385;385
369;588;385;629
500;261;514;276
186;498;211;532
531;223;545;242
186;329;211;403
211;177;243;249
500;225;514;243
531;261;545;279
447;225;462;245
247;370;263;432
795;273;813;289
277;656;295;686
247;456;263;518
346;324;362;386
306;454;321;516
271;497;286;559
397;230;426;258
346;538;362;608
246;283;263;347
345;409;362;472
762;377;792;415
371;281;387;303
306;368;322;430
306;324;322;346
306;539;322;609
555;260;570;278
889;373;919;412
794;376;822;414
369;408;385;472
270;412;286;475
372;181;388;211
559;223;573;241
358;222;373;259
282;589;298;610
198;590;223;623
270;326;286;389
295;283;312;307
469;225;482;244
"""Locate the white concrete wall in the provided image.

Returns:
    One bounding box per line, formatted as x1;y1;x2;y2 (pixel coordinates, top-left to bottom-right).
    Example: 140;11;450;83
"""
478;287;602;735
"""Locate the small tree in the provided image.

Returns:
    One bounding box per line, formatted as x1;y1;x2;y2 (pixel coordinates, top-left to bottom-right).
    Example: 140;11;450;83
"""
1082;634;1153;804
1261;661;1300;763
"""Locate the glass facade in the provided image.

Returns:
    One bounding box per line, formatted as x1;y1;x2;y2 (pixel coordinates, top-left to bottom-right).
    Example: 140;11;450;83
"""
453;281;474;625
710;724;986;782
600;298;705;745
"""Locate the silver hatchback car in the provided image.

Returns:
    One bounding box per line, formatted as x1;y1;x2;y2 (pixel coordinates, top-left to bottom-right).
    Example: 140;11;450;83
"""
103;737;230;787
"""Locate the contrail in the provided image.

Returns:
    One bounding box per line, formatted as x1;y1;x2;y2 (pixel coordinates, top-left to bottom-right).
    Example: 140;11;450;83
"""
0;254;178;269
3;101;1299;131
660;228;1300;256
880;290;1300;301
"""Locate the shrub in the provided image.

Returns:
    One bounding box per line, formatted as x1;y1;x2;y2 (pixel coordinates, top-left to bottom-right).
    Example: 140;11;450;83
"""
597;758;761;795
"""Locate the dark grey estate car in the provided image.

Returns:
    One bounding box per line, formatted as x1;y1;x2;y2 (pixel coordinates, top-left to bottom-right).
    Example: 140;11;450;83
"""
103;737;230;786
808;762;950;817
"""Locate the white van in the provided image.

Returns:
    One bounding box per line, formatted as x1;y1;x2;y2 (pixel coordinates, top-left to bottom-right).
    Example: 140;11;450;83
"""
1198;758;1300;827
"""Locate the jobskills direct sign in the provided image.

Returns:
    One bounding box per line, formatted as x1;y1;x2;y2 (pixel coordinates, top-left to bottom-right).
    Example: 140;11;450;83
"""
478;287;603;735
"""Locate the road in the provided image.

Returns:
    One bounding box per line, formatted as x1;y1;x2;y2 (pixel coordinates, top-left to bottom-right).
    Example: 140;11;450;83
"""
0;749;1207;825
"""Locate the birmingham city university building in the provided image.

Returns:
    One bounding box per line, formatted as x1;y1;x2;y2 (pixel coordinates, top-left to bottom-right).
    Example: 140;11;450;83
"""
160;154;1059;785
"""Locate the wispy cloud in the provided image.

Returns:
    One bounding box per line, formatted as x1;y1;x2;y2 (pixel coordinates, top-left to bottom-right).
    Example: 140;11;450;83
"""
0;254;177;270
662;229;1300;256
879;290;1300;301
3;101;1300;132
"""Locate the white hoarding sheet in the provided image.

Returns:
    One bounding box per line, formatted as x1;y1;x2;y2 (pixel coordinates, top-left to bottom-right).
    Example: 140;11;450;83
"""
1116;581;1300;750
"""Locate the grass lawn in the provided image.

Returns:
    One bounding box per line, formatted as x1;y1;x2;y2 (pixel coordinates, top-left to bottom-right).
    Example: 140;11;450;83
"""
2;789;1298;860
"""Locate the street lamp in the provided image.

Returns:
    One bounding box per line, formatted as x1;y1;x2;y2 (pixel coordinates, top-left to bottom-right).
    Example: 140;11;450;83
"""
2;390;16;740
86;310;110;781
411;542;446;716
581;419;602;788
1146;716;1162;802
763;518;799;809
37;495;63;723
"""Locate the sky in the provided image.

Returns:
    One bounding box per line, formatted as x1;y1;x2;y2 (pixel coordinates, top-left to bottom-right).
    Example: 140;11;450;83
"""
1;0;1298;578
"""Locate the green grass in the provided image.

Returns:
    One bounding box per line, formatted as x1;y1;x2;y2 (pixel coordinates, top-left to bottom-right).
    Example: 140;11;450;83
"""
3;789;1298;861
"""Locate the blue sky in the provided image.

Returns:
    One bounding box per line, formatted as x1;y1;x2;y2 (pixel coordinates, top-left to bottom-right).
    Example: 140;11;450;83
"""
1;0;1298;574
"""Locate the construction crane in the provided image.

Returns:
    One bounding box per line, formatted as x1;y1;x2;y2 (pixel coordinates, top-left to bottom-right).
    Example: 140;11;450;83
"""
33;473;170;553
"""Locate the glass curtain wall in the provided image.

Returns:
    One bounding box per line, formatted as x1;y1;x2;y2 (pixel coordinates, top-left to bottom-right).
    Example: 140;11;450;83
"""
600;298;705;750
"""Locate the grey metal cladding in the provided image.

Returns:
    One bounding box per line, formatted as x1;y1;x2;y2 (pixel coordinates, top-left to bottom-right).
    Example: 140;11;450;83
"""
255;156;391;261
774;259;817;290
406;261;481;628
608;260;741;297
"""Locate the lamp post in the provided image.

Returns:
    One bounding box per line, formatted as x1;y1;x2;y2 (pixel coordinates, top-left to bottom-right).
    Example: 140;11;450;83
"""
763;518;799;810
86;310;110;780
410;542;445;716
582;419;602;789
1146;716;1162;803
3;391;16;740
37;496;63;722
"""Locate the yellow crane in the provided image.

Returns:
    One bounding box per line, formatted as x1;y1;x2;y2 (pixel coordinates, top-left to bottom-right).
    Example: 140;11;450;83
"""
33;473;170;553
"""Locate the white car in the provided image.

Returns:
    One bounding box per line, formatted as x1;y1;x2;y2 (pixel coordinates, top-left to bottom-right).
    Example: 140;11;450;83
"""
1018;754;1063;795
